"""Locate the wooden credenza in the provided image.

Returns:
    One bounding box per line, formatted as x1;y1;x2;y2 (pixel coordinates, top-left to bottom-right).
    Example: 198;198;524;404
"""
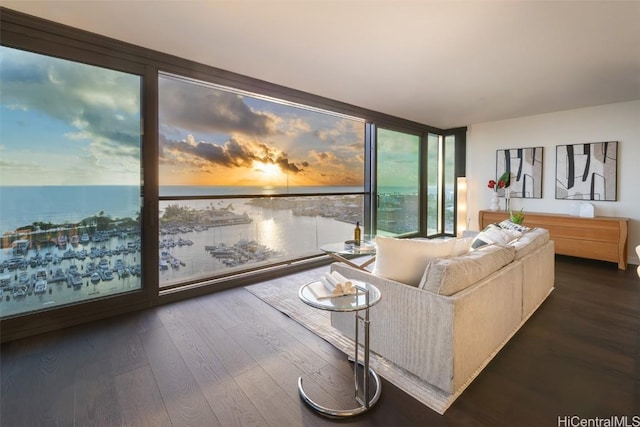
479;210;629;270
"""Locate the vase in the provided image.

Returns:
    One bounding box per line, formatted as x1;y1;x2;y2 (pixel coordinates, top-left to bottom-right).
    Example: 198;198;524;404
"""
490;192;500;211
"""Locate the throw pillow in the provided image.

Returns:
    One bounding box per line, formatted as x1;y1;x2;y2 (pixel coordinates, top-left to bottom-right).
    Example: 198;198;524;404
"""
451;237;473;256
498;219;531;233
471;224;522;250
373;236;457;287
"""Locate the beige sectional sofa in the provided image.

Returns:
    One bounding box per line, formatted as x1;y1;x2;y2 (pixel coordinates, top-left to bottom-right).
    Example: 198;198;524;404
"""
330;228;554;397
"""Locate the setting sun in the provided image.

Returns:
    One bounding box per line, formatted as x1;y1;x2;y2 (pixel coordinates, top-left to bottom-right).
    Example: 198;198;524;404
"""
254;161;281;178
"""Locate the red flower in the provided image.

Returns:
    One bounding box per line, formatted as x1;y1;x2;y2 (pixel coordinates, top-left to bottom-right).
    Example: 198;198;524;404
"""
487;179;509;191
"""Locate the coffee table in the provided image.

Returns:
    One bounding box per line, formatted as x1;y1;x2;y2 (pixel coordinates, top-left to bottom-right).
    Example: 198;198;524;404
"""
320;240;376;271
298;280;382;418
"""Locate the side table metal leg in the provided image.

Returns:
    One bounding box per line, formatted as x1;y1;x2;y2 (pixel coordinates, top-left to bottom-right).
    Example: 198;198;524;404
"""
298;302;381;418
298;368;381;418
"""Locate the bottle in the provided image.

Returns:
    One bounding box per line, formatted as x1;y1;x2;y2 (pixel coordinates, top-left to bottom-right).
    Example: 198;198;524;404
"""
354;221;361;246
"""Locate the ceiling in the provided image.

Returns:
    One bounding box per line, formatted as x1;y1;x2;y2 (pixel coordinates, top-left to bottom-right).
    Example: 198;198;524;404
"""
3;1;640;129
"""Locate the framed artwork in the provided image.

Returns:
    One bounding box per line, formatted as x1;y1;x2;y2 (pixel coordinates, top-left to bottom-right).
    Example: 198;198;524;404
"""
555;141;618;201
496;147;543;198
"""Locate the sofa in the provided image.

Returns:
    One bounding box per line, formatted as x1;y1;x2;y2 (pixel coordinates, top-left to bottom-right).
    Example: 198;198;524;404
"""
330;225;555;397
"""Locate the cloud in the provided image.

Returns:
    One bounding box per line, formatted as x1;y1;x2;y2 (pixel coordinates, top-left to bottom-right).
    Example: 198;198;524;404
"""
159;75;278;137
279;117;312;136
315;119;363;144
160;134;305;174
0;46;141;150
309;150;338;164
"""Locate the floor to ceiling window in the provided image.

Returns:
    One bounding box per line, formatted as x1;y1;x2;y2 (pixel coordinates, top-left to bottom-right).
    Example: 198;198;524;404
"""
426;133;441;235
426;133;458;236
443;135;457;234
157;73;366;287
375;127;420;236
0;46;143;318
376;130;459;238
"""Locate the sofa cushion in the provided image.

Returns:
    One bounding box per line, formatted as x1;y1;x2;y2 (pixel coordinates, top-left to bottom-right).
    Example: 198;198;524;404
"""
373;236;457;287
471;224;522;249
419;245;516;296
510;228;550;259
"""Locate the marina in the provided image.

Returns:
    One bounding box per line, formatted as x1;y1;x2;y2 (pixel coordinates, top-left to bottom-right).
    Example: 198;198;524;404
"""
0;209;285;317
0;229;143;317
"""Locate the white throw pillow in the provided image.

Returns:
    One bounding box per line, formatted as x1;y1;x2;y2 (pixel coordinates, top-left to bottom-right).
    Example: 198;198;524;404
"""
470;224;522;250
451;237;473;256
373;236;457;286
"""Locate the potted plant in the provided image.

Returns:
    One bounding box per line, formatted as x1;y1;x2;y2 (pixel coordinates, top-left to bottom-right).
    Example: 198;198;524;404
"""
510;209;525;225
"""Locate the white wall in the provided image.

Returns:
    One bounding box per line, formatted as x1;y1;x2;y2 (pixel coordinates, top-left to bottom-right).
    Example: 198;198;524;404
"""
466;100;640;266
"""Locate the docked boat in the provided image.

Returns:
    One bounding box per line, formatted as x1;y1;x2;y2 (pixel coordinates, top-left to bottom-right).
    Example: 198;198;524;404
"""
51;268;65;282
70;235;80;246
35;268;47;280
18;271;30;286
0;274;11;289
67;264;78;276
80;233;90;244
12;239;30;256
57;235;68;248
34;278;47;294
12;285;28;298
68;274;83;289
100;269;114;281
90;272;101;284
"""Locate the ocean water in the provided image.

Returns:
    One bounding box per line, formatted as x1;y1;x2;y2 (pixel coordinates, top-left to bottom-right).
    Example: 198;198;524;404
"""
0;185;372;233
0;184;423;234
0;186;142;234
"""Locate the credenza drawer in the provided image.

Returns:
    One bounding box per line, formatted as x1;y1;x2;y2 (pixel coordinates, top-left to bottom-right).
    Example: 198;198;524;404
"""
553;238;619;263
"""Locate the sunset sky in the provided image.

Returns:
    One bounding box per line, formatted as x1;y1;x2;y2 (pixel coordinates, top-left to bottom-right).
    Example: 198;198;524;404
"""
0;46;365;189
158;74;365;188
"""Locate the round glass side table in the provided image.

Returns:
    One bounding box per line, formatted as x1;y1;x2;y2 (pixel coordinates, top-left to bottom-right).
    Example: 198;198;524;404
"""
320;240;376;271
298;280;382;418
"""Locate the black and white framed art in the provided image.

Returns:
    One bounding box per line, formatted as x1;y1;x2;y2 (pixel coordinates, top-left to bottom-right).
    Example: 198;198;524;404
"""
555;141;618;201
496;147;543;198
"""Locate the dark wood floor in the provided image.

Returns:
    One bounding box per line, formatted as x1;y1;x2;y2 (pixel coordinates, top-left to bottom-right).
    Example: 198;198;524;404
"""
2;256;639;426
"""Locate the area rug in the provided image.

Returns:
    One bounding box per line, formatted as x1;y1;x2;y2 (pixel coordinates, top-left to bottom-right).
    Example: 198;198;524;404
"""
244;269;456;414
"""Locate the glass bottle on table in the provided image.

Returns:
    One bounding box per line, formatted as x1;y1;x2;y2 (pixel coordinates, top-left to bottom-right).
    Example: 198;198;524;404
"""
354;221;361;246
